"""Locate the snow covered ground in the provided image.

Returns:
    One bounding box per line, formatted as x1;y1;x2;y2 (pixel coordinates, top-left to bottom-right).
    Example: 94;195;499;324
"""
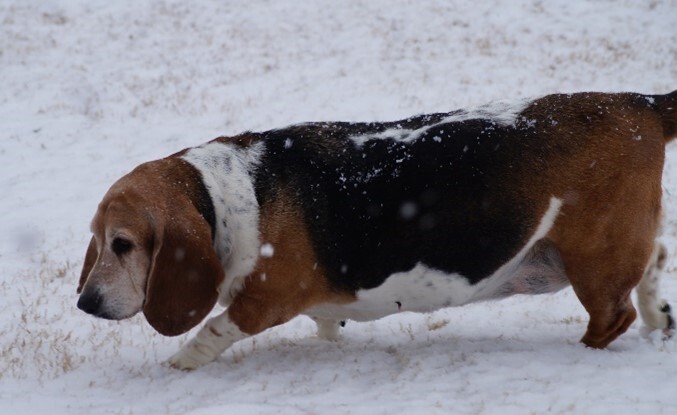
1;0;676;413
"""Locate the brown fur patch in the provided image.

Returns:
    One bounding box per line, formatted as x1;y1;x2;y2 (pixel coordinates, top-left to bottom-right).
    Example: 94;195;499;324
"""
520;93;666;347
134;159;225;336
79;157;224;336
227;189;354;335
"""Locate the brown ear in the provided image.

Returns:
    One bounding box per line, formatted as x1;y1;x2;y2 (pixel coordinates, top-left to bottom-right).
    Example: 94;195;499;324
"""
77;237;98;294
143;202;224;336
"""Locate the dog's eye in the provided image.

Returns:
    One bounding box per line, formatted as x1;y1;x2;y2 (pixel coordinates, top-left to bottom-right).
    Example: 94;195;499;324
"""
112;237;133;255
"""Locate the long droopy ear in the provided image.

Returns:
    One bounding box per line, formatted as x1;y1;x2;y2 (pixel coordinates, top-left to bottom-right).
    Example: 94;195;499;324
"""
143;200;224;336
77;237;98;294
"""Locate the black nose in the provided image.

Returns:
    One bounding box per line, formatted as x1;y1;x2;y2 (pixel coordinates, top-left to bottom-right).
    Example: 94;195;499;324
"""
77;289;103;315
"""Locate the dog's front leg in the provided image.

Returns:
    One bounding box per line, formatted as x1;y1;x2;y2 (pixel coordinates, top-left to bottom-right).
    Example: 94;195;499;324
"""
311;317;344;341
168;286;292;370
168;311;248;370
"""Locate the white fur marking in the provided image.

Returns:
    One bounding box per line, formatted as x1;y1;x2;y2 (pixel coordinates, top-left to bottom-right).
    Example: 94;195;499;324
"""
350;97;534;147
637;240;674;335
181;141;263;307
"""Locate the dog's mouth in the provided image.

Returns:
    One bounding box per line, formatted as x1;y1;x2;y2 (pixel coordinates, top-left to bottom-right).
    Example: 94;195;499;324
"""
77;290;142;321
90;310;119;320
80;306;141;322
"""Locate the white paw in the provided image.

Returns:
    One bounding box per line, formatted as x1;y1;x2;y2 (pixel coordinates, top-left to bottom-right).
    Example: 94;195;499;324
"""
167;341;217;371
314;318;344;341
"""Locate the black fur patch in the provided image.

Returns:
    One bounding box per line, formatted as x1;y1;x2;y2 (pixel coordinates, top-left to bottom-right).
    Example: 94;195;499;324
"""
661;303;675;330
253;112;547;293
181;160;217;241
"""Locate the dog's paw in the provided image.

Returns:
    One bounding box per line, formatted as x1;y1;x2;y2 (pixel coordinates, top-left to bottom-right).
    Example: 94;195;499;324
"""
167;351;203;371
313;318;344;341
167;341;216;371
640;325;676;348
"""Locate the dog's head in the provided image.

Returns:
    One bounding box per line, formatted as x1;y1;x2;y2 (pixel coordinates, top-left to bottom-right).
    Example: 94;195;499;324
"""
77;158;224;336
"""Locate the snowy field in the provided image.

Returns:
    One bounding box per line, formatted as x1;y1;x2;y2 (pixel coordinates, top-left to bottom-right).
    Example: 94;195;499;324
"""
1;0;676;413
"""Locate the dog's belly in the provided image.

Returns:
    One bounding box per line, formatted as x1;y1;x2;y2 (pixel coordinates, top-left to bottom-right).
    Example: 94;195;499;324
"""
305;252;568;322
305;263;489;321
305;197;568;322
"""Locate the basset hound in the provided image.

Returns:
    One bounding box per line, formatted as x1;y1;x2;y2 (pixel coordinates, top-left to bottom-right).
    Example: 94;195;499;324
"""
77;91;677;370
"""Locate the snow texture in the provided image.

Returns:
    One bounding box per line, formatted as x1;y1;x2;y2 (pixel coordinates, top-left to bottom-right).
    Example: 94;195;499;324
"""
1;1;676;414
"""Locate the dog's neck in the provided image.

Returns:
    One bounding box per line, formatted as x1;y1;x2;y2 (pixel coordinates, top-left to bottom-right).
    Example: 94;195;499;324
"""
181;140;264;305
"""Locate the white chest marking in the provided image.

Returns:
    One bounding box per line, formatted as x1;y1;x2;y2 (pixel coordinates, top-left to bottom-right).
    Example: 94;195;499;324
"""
181;141;263;306
305;197;562;322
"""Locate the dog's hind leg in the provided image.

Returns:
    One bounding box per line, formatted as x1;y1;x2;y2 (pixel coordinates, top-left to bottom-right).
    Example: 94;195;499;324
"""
558;232;663;349
551;212;658;349
637;240;675;339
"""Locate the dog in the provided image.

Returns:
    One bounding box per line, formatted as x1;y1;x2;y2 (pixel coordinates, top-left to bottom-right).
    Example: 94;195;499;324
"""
77;91;676;370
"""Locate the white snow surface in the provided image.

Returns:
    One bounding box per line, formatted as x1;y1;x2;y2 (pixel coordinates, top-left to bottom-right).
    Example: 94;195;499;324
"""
1;1;676;414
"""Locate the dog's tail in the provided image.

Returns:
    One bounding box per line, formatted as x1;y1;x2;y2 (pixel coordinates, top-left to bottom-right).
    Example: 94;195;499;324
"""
637;240;675;338
649;90;677;142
